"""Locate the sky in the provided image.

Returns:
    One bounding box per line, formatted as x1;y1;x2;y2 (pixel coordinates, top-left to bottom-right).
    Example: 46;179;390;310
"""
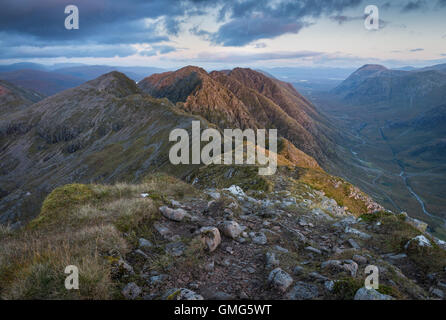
1;0;446;70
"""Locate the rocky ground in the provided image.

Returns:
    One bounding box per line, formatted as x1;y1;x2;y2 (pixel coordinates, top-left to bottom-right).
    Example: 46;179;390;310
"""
114;174;446;300
1;171;445;300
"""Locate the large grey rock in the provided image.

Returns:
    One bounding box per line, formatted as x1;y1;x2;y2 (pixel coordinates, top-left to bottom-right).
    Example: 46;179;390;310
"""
287;281;319;300
268;268;293;293
200;227;221;252
159;206;187;222
354;287;393;300
220;220;242;239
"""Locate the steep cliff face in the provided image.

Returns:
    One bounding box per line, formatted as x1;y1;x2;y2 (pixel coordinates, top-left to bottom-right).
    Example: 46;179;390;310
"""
139;66;344;167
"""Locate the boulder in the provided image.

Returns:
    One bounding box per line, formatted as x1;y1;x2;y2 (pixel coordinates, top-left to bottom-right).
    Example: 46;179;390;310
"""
287;281;319;300
159;206;187;222
354;287;393;300
268;268;293;293
220;220;242;239
122;282;141;300
200;227;221;252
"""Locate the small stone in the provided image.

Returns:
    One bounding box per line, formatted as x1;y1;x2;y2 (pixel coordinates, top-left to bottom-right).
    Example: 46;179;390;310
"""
247;267;256;274
165;242;185;257
274;245;289;253
268;268;293;293
139;238;153;249
122;282;141;300
354;287;393;300
430;287;444;299
348;238;360;250
159;206;187;222
293;266;304;275
220;220;242;239
266;252;280;269
200;227;221;252
287;281;319;300
251;232;267;245
342;260;358;277
324;280;335;291
134;249;149;259
204;260;214;272
345;226;371;240
321;260;341;269
224;185;246;198
305;246;322;255
118;259;135;275
170;199;181;207
163;288;204;300
352;254;368;265
388;253;407;260
309;272;329;282
149;274;168;285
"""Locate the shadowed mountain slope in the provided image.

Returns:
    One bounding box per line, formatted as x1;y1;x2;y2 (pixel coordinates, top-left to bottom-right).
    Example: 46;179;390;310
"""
0;72;204;225
0;80;45;116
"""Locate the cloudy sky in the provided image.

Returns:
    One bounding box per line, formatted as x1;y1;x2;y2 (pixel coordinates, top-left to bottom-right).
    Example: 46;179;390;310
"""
1;0;446;69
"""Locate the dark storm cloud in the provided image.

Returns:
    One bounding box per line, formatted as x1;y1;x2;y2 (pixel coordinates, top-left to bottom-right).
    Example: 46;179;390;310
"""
208;0;363;46
438;0;446;7
0;0;364;58
0;0;186;41
0;0;195;58
211;17;311;46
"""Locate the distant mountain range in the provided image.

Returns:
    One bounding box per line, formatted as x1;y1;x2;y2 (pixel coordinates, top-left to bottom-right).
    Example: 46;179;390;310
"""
0;63;167;95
